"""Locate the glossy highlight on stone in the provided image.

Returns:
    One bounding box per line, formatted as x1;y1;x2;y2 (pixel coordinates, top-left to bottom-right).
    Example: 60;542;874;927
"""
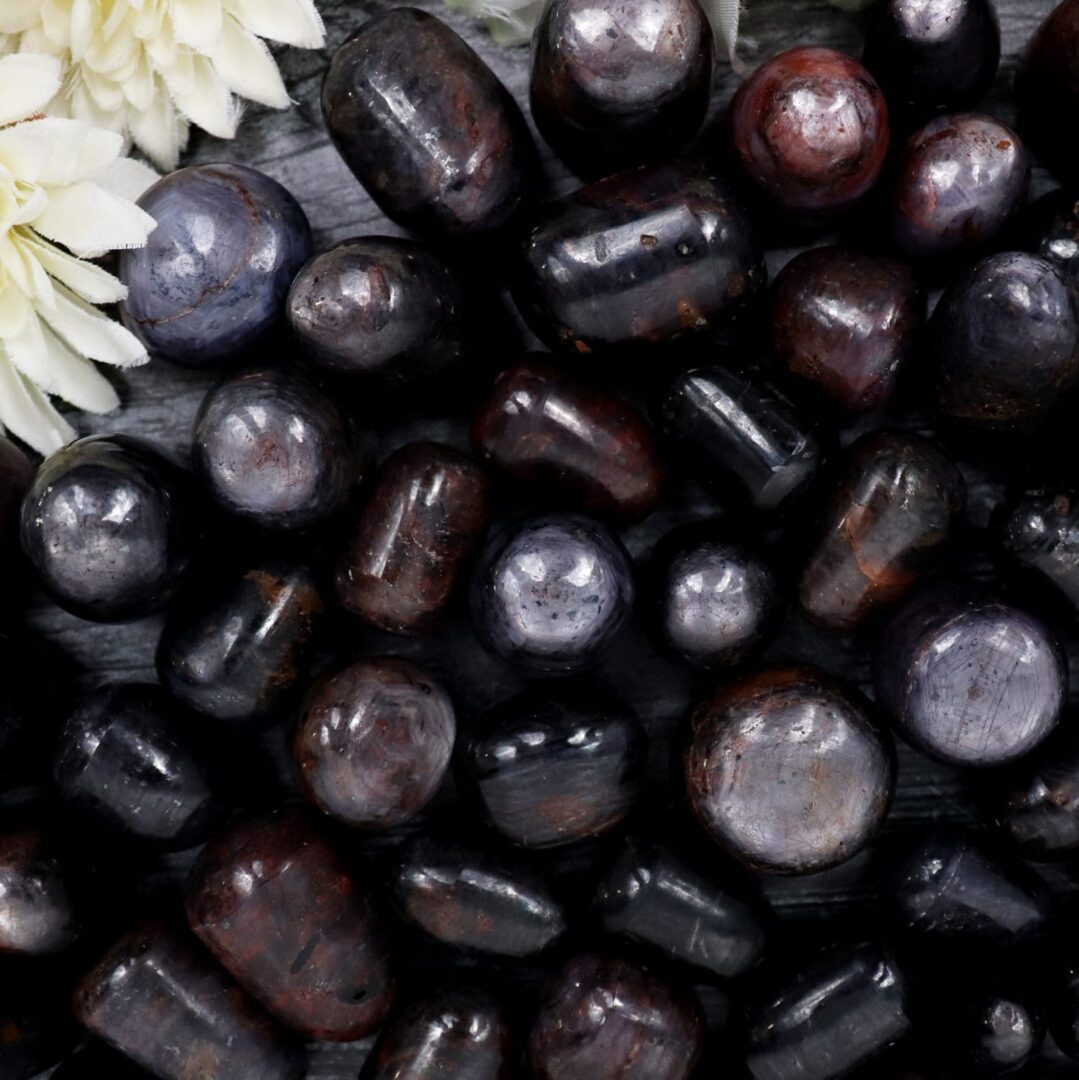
1013;187;1079;294
528;953;703;1080
515;161;765;354
361;987;513;1080
460;690;646;848
890;114;1029;261
393;831;566;957
771;247;924;412
799;431;965;630
685;667;895;873
157;559;324;724
470;513;634;675
20;435;200;622
337;442;490;636
929;252;1079;431
0;829;78;955
54;683;218;849
471;355;664;522
185;806;394;1040
287;237;474;381
863;0;1000;122
995;724;1079;861
998;484;1079;614
295;656;455;830
120;164;313;365
1016;0;1079;182
746;943;911;1080
950;985;1043;1074
728;47;890;216
74;921;305;1080
875;589;1066;767
193;367;364;531
595;835;769;977
530;0;713;177
660;366;822;515
651;521;780;669
322;8;537;236
882;830;1051;948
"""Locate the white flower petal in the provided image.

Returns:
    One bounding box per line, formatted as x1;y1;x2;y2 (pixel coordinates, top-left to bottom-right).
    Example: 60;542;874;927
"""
227;0;325;48
0;119;124;186
93;156;160;204
168;54;238;138
0;1;42;35
0;53;62;126
33;180;157;258
171;0;224;51
40;282;148;368
21;234;128;305
210;17;289;109
0;281;32;338
0;352;75;455
8;307;121;413
128;80;187;171
700;0;742;66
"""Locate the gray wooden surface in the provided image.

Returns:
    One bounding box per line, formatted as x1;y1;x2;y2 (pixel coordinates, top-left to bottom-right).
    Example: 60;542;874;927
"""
21;0;1077;1076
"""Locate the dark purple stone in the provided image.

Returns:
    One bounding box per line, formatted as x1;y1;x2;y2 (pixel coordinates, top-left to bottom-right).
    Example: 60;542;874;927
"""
471;355;664;522
193;367;363;531
361;987;513;1080
659;366;822;516
185;806;394;1040
120;164;313;366
746;943;912;1080
54;683;218;849
294;656;456;830
771;247;924;412
882;829;1052;948
530;0;713;177
652;521;780;669
685;667;895;874
20;435;200;622
1011;187;1079;294
515;160;765;354
799;431;965;630
52;1044;153;1080
594;835;769;978
890;114;1029;261
393;831;566;957
876;589;1066;767
1016;0;1079;182
728;47;890;216
74;921;306;1080
336;442;491;636
0;829;78;955
321;8;537;236
929;252;1079;431
863;0;1000;122
470;513;634;675
998;484;1079;615
157;559;324;725
528;954;703;1080
460;690;646;848
287;237;473;382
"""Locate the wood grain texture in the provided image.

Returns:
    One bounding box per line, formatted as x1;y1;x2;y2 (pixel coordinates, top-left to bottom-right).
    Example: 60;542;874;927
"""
17;0;1077;1076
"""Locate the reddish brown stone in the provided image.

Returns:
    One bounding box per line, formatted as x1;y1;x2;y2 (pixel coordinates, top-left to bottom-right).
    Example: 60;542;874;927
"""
185;806;394;1040
74;921;305;1080
471;356;663;522
336;442;490;635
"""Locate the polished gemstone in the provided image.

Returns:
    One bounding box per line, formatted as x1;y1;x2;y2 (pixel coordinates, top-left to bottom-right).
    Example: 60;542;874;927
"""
0;829;78;955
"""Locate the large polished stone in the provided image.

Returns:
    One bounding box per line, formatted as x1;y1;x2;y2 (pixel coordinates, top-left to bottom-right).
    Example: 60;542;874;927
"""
0;829;78;955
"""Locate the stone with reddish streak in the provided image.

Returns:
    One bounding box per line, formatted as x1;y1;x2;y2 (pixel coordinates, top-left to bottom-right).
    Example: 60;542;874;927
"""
336;442;491;635
771;247;924;413
528;953;703;1080
728;47;890;216
471;355;664;522
321;8;538;236
685;667;895;874
799;431;965;630
295;657;456;830
185;805;394;1041
460;691;646;849
74;920;305;1080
